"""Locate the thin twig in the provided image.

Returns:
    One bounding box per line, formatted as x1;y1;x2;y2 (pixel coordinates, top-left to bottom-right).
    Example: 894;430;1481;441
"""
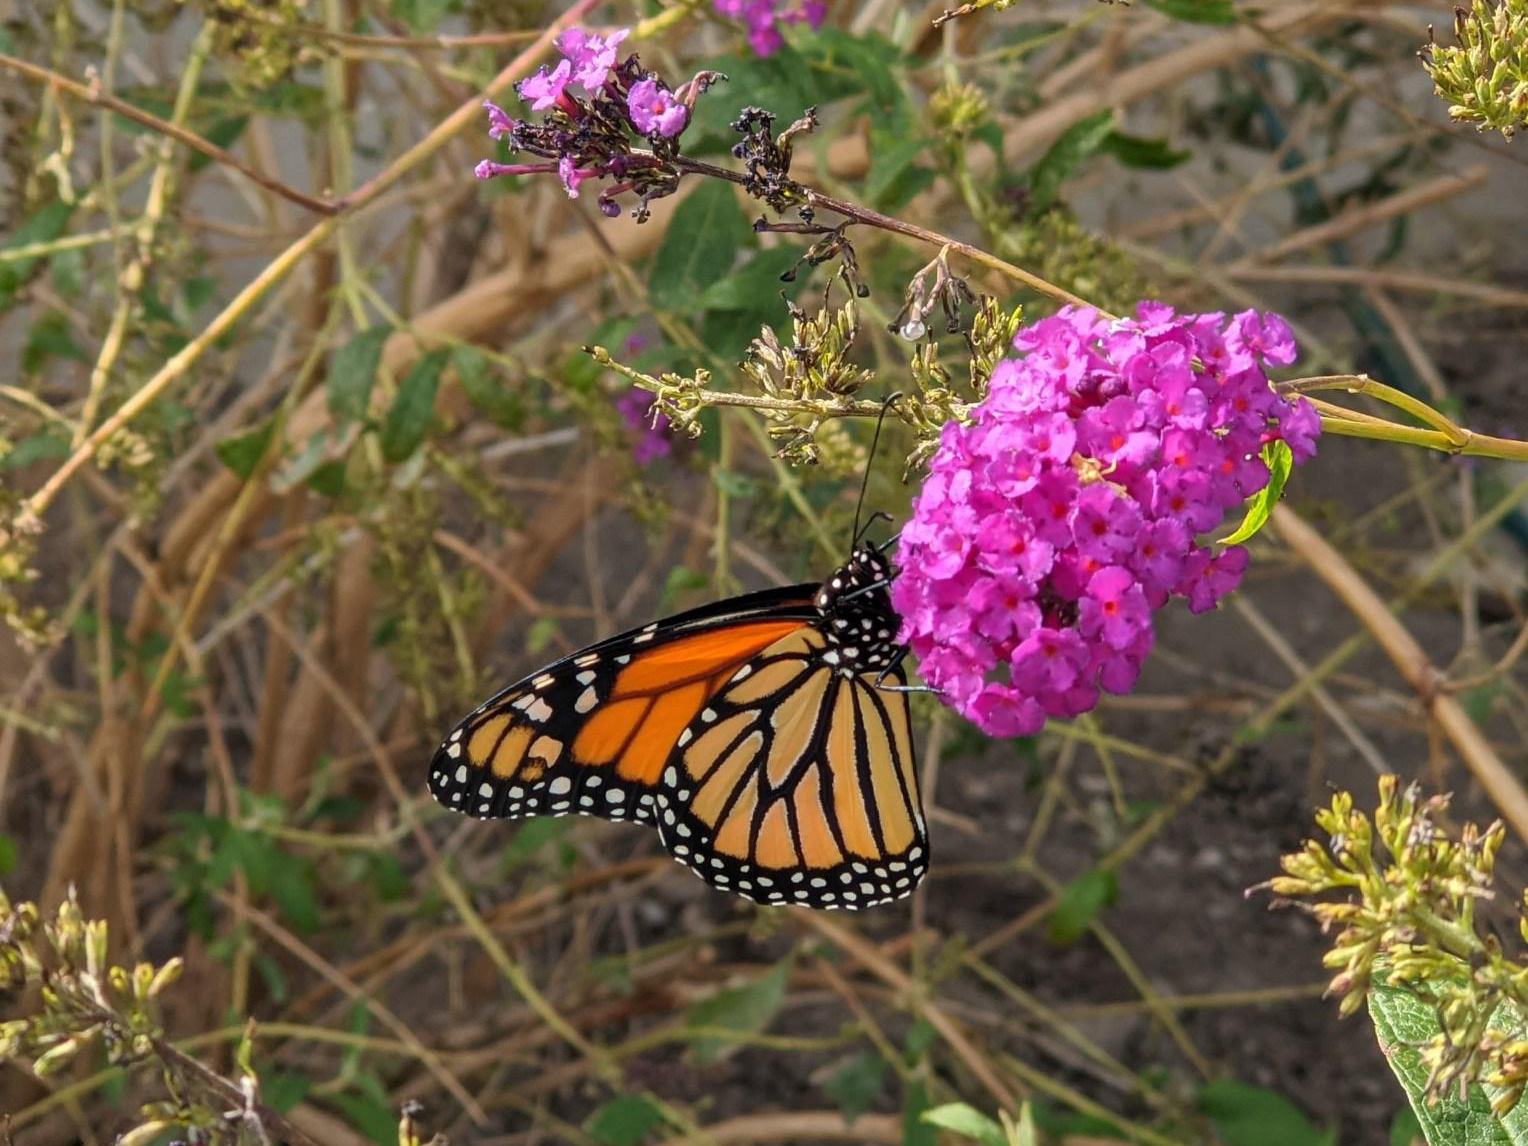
0;51;339;216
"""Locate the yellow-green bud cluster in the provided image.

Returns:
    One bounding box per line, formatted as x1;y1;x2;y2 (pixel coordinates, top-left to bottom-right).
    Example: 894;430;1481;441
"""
1422;0;1528;140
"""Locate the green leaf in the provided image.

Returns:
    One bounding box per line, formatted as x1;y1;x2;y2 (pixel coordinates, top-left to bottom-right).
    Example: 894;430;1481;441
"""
1458;680;1501;726
805;31;907;115
304;460;348;497
1198;1080;1332;1146
255;951;289;1003
0;833;15;877
2;430;70;470
649;180;748;312
711;468;758;498
326;1089;396;1146
685;959;791;1063
261;1071;311;1114
326;327;391;425
587;1095;665;1146
865;133;933;207
660;567;710;613
180;275;217;314
695;245;806;311
1220;441;1292;545
380;349;447;463
265;850;321;933
1369;984;1528;1145
23;311;88;373
1101;130;1191;170
902;1018;937;1064
0;200;74;310
214;419;278;480
499;818;570;872
1027;111;1115;213
823;1052;887;1122
272;429;331;493
1141;0;1237;21
365;852;408;902
187;116;249;173
525;615;560;656
920;1103;1008;1146
903;1081;937;1146
453;346;525;430
868;158;936;213
1046;867;1117;945
565;316;637;395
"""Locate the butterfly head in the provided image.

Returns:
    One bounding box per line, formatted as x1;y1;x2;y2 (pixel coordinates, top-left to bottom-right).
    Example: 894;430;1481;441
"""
813;544;903;674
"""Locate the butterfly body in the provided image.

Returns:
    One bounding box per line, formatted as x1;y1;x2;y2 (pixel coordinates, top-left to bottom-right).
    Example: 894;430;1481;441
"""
428;545;927;909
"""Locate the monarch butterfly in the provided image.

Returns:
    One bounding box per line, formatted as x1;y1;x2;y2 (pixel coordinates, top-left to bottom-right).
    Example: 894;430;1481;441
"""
426;540;928;909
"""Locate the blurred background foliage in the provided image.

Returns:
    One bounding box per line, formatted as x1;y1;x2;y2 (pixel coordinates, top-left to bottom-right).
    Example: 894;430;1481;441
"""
3;0;1528;1144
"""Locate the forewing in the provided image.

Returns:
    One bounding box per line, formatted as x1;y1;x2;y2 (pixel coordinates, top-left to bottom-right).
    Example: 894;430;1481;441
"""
428;587;815;826
655;628;927;909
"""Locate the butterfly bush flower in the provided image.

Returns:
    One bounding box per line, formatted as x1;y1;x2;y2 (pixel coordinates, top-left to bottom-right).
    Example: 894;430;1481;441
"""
473;26;724;221
715;0;827;56
617;387;675;465
892;304;1320;738
627;78;688;138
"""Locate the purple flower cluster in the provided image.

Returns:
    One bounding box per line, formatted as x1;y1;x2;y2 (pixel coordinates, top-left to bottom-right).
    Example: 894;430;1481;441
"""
714;0;826;56
475;27;723;218
616;387;675;465
891;304;1321;738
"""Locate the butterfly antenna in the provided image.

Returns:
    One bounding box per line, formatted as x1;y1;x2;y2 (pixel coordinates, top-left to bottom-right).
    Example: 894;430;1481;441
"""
851;392;903;548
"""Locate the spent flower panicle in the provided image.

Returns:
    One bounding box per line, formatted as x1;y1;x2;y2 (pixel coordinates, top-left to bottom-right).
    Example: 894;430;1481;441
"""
892;304;1320;737
1262;778;1528;1117
741;298;876;468
473;27;723;221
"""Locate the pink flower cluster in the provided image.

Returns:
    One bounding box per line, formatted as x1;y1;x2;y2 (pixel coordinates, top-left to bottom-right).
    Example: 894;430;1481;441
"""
475;25;711;215
715;0;826;56
891;304;1320;738
616;386;675;465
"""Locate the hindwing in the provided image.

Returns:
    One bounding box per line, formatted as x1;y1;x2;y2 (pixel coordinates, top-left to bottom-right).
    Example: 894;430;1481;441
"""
654;628;927;909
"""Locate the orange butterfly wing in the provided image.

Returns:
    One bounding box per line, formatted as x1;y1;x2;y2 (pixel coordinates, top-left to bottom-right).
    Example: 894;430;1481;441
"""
653;627;926;909
428;588;816;825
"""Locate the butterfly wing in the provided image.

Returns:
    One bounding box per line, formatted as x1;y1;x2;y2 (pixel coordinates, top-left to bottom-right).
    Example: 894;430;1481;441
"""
655;627;927;909
428;585;817;825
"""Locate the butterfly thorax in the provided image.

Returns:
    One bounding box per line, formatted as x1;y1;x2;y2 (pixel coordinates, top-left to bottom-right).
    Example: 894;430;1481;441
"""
812;545;903;677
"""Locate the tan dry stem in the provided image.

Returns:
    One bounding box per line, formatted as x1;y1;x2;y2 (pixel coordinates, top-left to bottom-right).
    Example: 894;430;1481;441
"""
1271;506;1528;842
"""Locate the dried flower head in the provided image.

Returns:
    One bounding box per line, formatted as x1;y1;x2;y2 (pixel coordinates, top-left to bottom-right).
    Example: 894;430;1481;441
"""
741;299;875;465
